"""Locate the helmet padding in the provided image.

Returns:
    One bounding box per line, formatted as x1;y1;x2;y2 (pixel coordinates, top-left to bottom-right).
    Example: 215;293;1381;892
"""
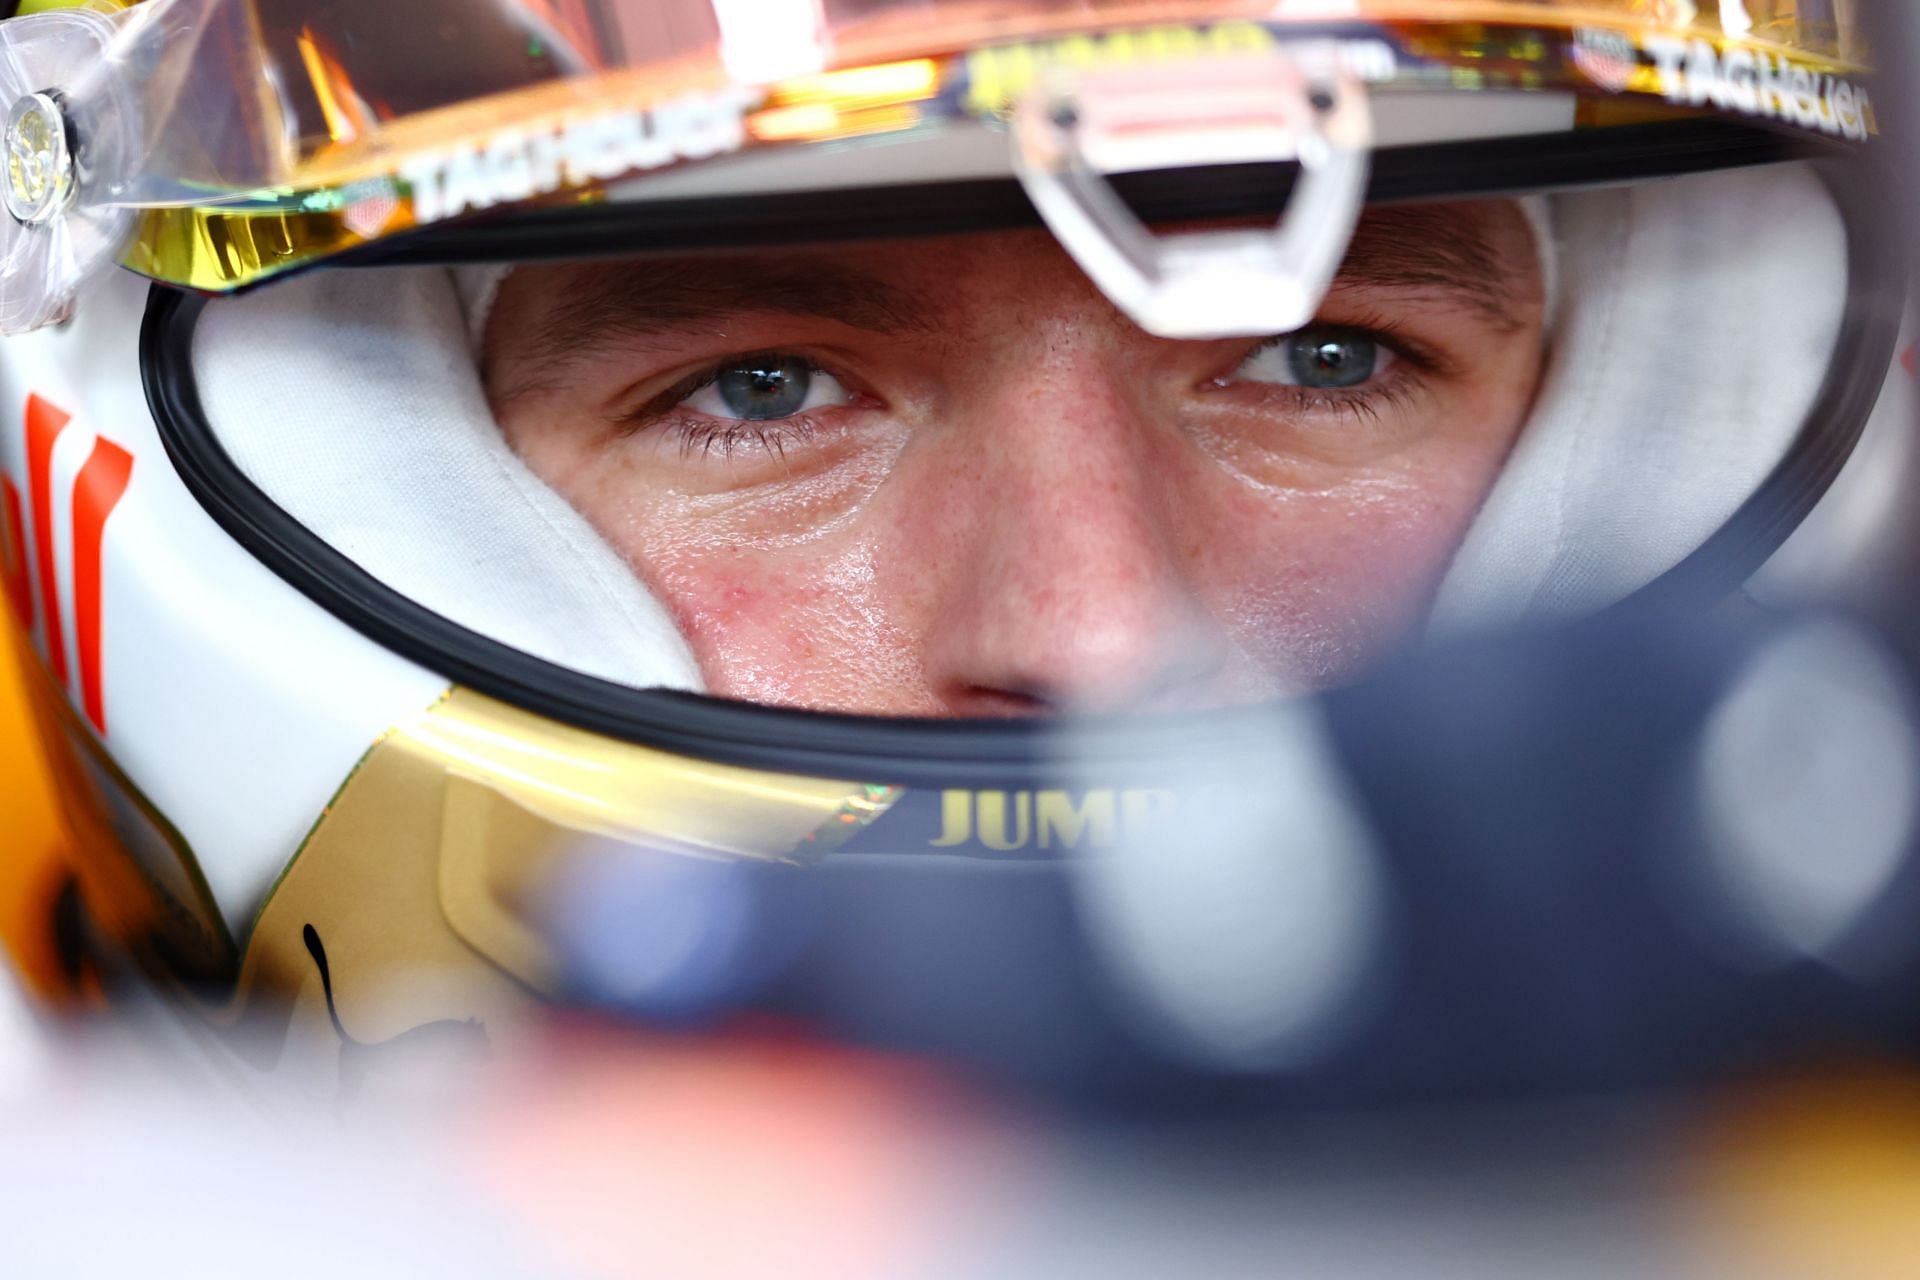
194;266;706;691
1429;163;1848;630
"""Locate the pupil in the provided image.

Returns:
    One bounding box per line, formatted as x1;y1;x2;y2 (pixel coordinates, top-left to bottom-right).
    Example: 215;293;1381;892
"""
1287;330;1377;389
716;357;811;420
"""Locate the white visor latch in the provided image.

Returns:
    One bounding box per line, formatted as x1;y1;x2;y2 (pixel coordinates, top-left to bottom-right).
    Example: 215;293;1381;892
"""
3;91;74;227
0;5;137;335
1012;46;1373;340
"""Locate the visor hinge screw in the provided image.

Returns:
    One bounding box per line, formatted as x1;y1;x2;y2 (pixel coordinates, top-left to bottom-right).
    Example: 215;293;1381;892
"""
3;91;75;227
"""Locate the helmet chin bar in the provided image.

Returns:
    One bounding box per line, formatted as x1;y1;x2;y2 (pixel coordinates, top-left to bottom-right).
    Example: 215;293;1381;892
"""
1012;45;1372;341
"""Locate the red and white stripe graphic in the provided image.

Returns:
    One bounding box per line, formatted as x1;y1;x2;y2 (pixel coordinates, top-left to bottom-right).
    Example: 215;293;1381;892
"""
1;394;134;735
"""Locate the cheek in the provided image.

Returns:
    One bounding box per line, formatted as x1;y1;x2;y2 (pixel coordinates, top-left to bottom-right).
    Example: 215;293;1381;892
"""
1198;433;1520;686
604;467;937;712
1183;339;1540;670
499;401;937;711
646;541;929;709
1218;340;1539;682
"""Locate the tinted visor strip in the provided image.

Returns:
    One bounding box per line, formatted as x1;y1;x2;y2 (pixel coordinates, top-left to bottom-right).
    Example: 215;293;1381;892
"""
345;119;1836;268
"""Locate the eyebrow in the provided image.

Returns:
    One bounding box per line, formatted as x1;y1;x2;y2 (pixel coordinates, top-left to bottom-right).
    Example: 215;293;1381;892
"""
509;257;937;382
1334;205;1534;333
506;203;1530;390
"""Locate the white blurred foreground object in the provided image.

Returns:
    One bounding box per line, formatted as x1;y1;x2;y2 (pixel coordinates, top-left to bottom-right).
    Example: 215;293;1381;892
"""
1;1017;1916;1279
0;965;53;1099
1075;704;1386;1072
1691;619;1920;974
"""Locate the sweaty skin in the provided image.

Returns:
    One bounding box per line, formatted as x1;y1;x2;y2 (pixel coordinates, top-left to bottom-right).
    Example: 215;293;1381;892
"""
484;201;1547;715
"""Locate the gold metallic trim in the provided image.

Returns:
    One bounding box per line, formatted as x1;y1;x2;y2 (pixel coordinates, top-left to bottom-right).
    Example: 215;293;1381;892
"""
225;686;901;1050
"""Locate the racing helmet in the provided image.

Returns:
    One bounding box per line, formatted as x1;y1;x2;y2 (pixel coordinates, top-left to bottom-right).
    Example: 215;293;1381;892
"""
0;0;1909;1080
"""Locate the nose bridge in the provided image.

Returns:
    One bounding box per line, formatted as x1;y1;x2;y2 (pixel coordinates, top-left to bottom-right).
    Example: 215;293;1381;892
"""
926;335;1227;711
972;334;1166;585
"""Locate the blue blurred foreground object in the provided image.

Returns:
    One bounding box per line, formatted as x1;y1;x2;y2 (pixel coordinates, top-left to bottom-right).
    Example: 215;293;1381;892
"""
552;605;1920;1109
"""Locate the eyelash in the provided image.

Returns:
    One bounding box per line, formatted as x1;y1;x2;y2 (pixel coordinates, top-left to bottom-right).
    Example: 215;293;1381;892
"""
674;415;819;461
1273;380;1414;427
612;355;839;460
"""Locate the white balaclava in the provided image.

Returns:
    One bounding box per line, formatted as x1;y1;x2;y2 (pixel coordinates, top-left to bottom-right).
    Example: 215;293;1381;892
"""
193;164;1859;693
1431;163;1850;632
196;255;705;691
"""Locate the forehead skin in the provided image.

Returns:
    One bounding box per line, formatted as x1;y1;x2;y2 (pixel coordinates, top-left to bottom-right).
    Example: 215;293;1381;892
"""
485;201;1547;714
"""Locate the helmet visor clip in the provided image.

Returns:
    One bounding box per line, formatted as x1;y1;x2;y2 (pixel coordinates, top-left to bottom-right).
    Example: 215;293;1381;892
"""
1011;45;1373;340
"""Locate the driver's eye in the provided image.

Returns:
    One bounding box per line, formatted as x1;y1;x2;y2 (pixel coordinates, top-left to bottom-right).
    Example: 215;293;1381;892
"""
679;354;853;421
1232;326;1397;390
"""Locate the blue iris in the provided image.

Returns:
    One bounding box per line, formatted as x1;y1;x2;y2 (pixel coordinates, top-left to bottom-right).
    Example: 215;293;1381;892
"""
715;357;813;419
1287;329;1379;389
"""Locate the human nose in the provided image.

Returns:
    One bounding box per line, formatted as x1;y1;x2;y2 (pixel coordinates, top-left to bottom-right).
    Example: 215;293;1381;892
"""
919;367;1231;715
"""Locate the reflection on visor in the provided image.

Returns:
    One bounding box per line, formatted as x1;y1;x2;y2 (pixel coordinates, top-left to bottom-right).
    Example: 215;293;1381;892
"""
121;0;1877;194
0;0;1879;324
